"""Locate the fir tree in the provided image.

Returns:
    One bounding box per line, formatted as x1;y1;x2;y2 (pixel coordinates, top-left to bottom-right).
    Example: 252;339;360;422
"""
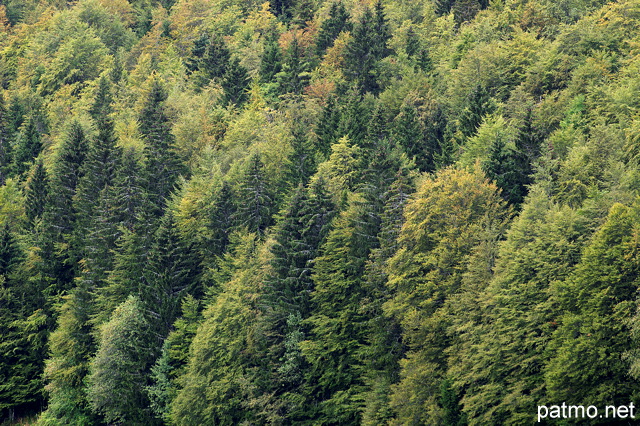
316;2;352;56
0;93;11;184
277;37;310;96
233;153;274;235
315;95;341;159
13;116;42;176
24;160;49;226
458;85;496;139
139;78;183;217
260;34;283;84
221;57;250;108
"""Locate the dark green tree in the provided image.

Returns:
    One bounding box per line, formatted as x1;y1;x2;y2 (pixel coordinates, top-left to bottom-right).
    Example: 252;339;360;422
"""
316;1;352;56
315;95;341;159
139;78;184;217
221;57;250;108
260;34;283;84
233;153;274;235
458;85;496;139
13;116;42;176
24;160;49;226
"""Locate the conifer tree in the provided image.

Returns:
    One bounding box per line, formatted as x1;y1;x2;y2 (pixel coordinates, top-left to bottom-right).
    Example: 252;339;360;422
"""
260;34;283;84
234;153;274;235
200;34;231;81
315;95;341;159
24;160;48;226
139;78;183;218
207;180;236;258
221;57;250;108
47;121;87;238
316;1;352;56
0;94;11;184
13;116;42;177
343;1;391;94
139;213;202;344
277;37;310;96
301;193;381;424
458;85;496;139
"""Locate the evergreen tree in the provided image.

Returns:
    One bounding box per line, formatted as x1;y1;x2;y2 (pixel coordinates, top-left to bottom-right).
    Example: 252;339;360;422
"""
234;153;274;235
200;34;231;81
221;57;250;108
316;2;352;56
458;85;496;139
315;95;341;159
343;0;390;94
13;116;42;176
0;93;11;184
287;123;316;186
24;160;48;226
47;121;87;238
207;180;236;258
301;193;381;424
260;34;283;84
139;78;183;217
139;213;202;345
277;37;310;96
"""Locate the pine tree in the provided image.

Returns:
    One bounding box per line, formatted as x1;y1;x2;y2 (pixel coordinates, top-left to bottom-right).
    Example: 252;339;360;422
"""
24;160;48;226
200;34;231;81
458;85;496;139
343;1;391;94
277;37;310;96
316;1;352;56
260;34;283;84
287;123;316;186
47;121;87;238
207;180;236;258
13;116;42;177
301;193;381;424
221;57;250;108
234;153;274;235
0;93;11;184
139;213;202;345
315;95;341;159
139;78;183;217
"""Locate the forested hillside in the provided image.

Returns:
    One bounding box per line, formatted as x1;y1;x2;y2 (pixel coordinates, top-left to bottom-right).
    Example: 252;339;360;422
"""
1;0;640;424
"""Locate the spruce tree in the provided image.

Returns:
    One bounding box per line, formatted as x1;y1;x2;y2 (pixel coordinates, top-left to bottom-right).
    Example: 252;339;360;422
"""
316;1;352;56
13;116;42;177
0;93;11;184
458;85;495;139
24;160;49;226
139;78;183;218
260;34;283;84
233;153;274;235
277;37;310;96
315;95;341;159
221;57;250;108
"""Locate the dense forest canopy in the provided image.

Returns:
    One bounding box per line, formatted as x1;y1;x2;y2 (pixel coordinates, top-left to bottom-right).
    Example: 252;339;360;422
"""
1;0;640;424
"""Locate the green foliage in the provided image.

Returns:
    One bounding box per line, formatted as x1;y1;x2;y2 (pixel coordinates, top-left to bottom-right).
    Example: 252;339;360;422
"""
87;295;158;425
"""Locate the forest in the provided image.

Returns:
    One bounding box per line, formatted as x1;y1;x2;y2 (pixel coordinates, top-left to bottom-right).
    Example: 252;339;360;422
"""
1;0;640;424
